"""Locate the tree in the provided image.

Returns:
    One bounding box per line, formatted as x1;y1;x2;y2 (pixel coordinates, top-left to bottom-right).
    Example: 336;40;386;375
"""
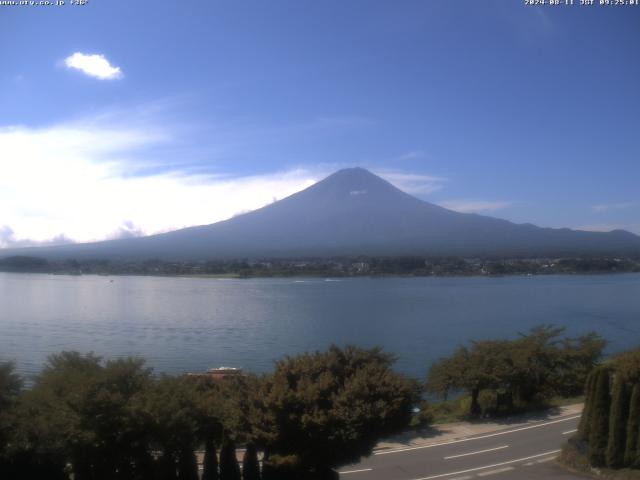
260;345;418;473
0;362;28;480
202;438;219;480
219;440;241;480
606;374;629;468
137;374;204;480
7;353;157;480
426;326;605;417
577;370;597;441
177;447;199;480
242;443;260;480
556;332;607;397
624;384;640;468
588;368;612;467
157;453;178;480
16;352;104;479
614;349;640;384
426;350;465;402
0;362;22;412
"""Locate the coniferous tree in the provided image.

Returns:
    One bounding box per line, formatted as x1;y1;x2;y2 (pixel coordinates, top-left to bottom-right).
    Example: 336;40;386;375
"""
177;448;199;480
135;452;157;480
625;384;640;468
158;454;178;480
202;438;219;480
219;440;241;480
260;451;275;480
578;370;597;441
606;374;629;468
588;368;612;467
260;463;275;480
242;443;260;480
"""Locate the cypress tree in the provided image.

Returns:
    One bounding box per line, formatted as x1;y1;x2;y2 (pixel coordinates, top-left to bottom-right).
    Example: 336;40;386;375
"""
260;462;275;480
158;454;178;480
177;448;199;480
588;368;612;467
219;440;241;480
202;438;219;480
578;370;597;441
625;384;640;467
606;374;629;468
242;444;260;480
134;451;157;480
261;451;275;480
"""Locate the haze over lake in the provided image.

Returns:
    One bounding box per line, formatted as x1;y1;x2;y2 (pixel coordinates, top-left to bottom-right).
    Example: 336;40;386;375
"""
1;272;639;380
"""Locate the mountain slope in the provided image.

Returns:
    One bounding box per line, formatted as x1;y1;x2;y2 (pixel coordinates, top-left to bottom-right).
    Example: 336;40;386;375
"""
3;168;640;260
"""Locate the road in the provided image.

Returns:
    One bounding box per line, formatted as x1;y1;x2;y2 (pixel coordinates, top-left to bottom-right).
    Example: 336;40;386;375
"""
338;413;586;480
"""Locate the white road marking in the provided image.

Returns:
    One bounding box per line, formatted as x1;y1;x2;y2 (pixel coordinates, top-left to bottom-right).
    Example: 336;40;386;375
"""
339;468;373;474
448;476;473;480
536;457;556;463
477;466;514;477
410;449;562;480
562;429;578;435
444;445;509;460
375;416;579;456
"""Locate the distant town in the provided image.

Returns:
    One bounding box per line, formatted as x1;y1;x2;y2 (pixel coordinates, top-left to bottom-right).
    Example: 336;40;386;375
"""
1;254;638;277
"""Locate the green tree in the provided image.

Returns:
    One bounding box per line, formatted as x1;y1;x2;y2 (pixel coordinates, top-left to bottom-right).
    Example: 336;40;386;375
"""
427;326;605;417
242;443;260;480
219;440;241;480
177;447;199;480
261;345;418;474
9;353;155;480
426;351;464;402
0;362;22;412
588;368;612;467
614;349;640;384
577;370;597;441
202;438;219;480
606;374;630;468
556;332;607;397
137;375;203;472
0;362;29;480
16;352;103;479
624;384;640;467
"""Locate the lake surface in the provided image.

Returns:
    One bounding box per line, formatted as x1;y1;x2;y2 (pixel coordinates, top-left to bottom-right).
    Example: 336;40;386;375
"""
1;272;639;380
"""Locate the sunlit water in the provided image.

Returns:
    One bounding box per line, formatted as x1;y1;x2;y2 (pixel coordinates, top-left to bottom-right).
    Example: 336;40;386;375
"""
1;272;639;381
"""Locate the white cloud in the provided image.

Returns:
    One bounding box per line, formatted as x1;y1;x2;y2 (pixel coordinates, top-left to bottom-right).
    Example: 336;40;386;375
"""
64;52;123;80
391;150;426;162
375;170;447;195
437;199;511;214
0;225;74;249
0;121;320;246
591;202;636;213
0;109;450;247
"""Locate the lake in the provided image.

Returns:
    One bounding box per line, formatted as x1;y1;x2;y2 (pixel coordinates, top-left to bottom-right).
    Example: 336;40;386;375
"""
1;272;639;380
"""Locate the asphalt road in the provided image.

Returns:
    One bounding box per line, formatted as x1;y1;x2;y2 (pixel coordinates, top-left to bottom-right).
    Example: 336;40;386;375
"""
338;414;587;480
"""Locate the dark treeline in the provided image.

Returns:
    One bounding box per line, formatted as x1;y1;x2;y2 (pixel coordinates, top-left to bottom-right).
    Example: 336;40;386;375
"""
1;255;639;277
426;326;606;417
575;348;640;470
0;346;418;480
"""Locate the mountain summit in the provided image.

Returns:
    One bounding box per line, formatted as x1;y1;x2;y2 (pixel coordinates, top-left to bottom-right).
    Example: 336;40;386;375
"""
3;168;640;260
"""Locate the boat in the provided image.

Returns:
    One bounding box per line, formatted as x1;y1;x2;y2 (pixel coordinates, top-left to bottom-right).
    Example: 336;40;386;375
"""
186;366;244;380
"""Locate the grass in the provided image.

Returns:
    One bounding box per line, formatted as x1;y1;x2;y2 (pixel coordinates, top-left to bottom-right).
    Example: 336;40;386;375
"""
559;442;640;480
415;394;584;426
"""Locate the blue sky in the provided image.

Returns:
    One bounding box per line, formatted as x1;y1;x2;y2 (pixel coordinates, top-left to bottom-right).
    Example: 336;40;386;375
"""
1;0;639;246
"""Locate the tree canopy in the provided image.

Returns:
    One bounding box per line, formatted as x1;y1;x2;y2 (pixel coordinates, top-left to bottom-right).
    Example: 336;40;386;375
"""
426;326;606;416
259;345;419;471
